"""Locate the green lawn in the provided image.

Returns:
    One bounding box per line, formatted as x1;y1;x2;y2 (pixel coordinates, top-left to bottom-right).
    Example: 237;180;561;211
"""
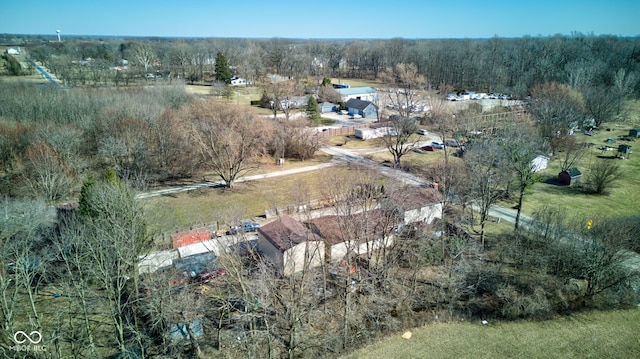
343;309;640;359
521;121;640;220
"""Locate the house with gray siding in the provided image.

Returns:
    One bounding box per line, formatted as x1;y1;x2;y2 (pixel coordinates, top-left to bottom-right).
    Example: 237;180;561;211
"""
345;99;378;119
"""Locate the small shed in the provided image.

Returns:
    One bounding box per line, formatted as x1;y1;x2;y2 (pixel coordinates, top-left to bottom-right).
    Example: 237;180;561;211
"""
629;129;640;138
319;102;338;113
558;167;582;186
345;99;378;118
618;144;632;157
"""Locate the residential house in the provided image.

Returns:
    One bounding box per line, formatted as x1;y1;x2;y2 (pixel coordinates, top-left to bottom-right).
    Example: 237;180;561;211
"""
629;128;640;138
345;99;378;119
393;187;443;229
305;212;395;264
6;48;20;55
256;216;324;276
558;167;582;186
336;86;378;102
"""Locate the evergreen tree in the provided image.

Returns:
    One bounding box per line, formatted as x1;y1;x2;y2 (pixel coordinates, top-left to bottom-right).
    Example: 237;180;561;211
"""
306;96;321;124
215;52;232;84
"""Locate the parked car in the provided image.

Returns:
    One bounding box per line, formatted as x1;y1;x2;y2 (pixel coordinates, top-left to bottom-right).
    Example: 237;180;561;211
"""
416;129;429;135
197;268;227;284
445;139;461;147
431;141;445;149
445;94;457;101
421;145;436;151
242;221;260;232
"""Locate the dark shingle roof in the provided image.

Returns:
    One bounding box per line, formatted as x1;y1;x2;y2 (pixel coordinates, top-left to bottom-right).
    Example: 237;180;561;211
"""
565;167;581;177
257;216;319;252
345;98;374;111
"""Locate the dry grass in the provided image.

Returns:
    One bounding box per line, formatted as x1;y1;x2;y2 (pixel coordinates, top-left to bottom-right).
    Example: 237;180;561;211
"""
343;309;640;359
143;165;350;233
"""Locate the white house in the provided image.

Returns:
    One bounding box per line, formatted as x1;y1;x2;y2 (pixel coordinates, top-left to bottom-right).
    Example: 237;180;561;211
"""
336;87;378;102
256;216;324;276
230;76;251;86
6;48;20;55
394;187;443;228
305;212;395;264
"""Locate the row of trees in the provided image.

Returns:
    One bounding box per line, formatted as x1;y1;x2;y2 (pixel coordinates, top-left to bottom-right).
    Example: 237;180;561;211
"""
16;34;640;96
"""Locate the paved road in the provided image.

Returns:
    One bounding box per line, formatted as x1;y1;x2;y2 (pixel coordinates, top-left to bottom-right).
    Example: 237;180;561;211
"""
26;58;62;87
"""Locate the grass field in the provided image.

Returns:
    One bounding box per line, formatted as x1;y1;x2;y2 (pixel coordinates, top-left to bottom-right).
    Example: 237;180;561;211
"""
143;164;349;233
518;119;640;220
343;309;640;359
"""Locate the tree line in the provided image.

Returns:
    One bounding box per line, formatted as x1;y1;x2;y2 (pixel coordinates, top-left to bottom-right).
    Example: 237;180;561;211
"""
11;34;639;96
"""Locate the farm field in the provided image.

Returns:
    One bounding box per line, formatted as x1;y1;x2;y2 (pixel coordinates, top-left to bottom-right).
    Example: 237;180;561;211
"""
343;309;640;359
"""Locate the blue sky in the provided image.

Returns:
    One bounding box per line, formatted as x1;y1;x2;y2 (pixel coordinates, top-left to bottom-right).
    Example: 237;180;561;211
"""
3;0;639;39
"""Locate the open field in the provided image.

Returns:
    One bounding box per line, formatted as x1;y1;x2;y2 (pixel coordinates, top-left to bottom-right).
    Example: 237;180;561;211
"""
343;309;640;359
516;118;640;220
143;165;350;233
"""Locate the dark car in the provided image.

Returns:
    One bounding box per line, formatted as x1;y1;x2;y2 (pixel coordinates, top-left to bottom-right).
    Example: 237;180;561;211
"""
422;145;436;151
197;268;227;284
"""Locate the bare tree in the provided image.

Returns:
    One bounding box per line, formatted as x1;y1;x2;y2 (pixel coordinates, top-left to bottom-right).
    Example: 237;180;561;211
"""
553;135;586;172
77;170;151;356
529;82;585;154
130;43;157;76
463;141;510;248
379;63;425;168
20;141;75;203
0;198;53;348
581;85;620;127
185;102;272;188
270;119;319;161
499;125;548;230
587;159;621;194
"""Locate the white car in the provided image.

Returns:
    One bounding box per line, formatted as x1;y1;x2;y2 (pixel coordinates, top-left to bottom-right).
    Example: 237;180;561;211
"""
431;141;445;149
416;129;429;135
